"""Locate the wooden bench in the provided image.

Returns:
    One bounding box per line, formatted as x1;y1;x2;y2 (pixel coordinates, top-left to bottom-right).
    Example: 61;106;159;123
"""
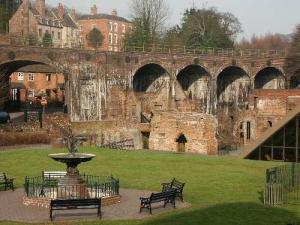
162;178;185;202
139;190;176;214
50;198;101;221
0;172;14;191
43;171;67;181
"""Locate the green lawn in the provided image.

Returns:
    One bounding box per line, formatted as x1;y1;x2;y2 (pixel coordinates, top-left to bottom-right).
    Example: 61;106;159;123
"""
0;147;299;225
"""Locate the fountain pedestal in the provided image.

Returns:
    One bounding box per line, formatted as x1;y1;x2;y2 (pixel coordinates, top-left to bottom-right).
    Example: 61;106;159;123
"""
48;153;96;199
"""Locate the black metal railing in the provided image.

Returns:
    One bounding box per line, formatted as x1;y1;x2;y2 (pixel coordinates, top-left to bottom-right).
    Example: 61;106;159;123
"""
24;175;119;199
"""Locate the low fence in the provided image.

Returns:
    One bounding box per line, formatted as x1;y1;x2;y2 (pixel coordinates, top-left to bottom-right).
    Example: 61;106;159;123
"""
1;33;287;58
264;163;300;206
24;175;119;199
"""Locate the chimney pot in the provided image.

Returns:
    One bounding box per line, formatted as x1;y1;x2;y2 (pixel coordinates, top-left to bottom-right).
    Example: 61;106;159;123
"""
111;9;117;16
35;0;45;16
91;4;97;15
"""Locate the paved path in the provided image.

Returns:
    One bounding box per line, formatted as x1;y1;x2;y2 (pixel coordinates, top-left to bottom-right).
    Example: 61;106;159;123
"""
0;188;190;222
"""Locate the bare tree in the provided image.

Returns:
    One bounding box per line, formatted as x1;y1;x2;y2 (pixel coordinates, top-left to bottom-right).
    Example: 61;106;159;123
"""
129;0;169;43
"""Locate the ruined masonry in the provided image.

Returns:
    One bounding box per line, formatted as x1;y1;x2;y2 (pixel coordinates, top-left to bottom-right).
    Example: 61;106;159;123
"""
0;46;299;155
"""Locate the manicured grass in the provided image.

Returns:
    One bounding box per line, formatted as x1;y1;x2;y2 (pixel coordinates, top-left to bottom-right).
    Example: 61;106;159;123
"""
0;147;299;225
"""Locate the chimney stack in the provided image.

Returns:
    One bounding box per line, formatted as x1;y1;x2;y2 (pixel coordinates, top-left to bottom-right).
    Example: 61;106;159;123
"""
90;5;97;15
22;0;29;5
57;3;64;18
111;9;117;16
35;0;45;16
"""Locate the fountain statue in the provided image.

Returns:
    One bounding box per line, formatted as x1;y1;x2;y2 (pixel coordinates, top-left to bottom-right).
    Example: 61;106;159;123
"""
48;126;96;186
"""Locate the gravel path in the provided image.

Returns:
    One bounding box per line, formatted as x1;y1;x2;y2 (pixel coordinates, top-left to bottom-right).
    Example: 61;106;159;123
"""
0;188;190;222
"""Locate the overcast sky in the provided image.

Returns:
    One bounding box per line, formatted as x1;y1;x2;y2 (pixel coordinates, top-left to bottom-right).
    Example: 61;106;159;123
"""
48;0;300;40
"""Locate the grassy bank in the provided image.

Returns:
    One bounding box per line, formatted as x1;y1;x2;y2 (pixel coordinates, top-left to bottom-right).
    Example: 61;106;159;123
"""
0;147;298;225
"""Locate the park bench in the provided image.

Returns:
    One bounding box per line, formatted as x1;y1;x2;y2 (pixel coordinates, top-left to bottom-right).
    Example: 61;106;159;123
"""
42;171;66;181
139;190;176;214
50;198;101;221
161;178;185;202
0;172;14;191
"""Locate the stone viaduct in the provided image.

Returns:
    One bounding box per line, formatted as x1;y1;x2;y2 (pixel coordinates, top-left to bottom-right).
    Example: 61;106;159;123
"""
0;45;297;155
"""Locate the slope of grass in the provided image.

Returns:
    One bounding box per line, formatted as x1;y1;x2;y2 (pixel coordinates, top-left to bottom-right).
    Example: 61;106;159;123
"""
0;147;299;225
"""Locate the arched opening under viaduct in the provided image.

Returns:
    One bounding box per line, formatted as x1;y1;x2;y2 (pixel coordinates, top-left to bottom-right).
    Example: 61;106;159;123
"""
217;66;250;112
133;63;169;93
254;67;285;89
0;60;63;112
132;63;170;123
177;65;211;113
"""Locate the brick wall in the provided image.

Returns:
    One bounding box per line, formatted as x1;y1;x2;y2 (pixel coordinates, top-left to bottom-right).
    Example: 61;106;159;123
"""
23;195;121;208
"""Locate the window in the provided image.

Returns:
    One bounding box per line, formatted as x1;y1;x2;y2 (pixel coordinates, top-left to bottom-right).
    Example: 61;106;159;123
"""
108;46;113;51
114;46;118;52
122;24;126;33
114;34;118;44
129;26;133;32
28;89;35;98
28;73;34;81
109;22;113;31
114;23;118;32
58;32;61;39
46;73;51;81
247;121;251;140
17;72;24;81
39;29;42;37
52;31;55;38
109;33;113;45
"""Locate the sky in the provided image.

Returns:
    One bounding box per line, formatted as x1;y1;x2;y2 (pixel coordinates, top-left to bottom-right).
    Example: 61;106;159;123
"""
48;0;300;40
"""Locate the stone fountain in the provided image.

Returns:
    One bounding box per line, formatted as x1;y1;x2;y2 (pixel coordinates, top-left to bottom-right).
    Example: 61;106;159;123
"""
48;127;96;186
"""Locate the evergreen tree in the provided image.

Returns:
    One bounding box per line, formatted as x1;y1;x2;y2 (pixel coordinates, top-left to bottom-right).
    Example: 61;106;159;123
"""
86;27;104;49
164;7;242;49
42;32;53;47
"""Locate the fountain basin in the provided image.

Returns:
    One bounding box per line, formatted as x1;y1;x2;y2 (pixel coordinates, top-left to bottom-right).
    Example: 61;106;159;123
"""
48;153;96;164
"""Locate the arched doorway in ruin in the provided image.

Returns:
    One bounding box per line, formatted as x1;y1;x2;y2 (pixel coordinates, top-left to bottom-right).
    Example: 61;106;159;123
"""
177;65;211;113
254;67;285;89
217;66;250;113
176;134;187;153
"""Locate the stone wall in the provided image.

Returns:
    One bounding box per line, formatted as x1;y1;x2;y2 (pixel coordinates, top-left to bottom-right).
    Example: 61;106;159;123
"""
149;111;218;154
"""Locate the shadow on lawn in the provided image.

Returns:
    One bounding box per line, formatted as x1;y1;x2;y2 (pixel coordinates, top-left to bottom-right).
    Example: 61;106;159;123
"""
142;202;299;225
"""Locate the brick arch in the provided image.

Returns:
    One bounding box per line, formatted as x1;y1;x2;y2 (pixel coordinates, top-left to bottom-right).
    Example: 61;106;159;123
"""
253;66;286;89
216;63;251;79
175;63;212;77
132;63;171;92
131;60;171;77
253;65;286;78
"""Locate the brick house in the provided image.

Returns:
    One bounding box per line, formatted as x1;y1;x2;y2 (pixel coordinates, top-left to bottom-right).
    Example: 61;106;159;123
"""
9;0;81;48
9;65;65;104
78;5;133;51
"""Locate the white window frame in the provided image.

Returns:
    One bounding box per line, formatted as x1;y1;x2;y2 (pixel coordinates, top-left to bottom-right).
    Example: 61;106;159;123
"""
108;46;113;51
122;24;126;33
114;34;118;44
114;23;118;32
28;89;35;98
17;72;24;81
28;73;34;81
46;73;51;82
109;22;113;31
109;33;113;45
